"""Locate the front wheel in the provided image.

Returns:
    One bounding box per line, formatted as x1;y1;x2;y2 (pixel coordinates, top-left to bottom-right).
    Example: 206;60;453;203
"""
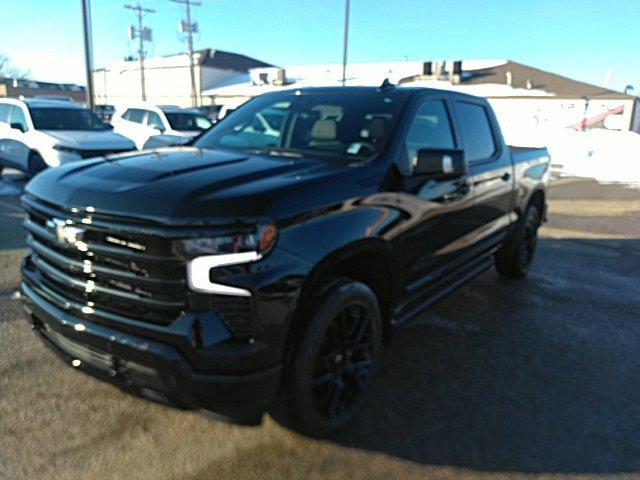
273;278;383;437
495;204;541;278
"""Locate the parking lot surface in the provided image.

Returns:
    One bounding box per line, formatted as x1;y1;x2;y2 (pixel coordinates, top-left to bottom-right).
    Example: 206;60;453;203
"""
1;174;639;480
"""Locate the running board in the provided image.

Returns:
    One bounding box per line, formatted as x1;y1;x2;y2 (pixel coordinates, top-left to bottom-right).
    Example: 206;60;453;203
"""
391;255;494;328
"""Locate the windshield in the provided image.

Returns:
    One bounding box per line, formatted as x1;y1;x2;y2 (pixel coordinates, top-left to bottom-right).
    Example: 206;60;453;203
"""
194;92;405;161
164;112;212;131
29;107;110;131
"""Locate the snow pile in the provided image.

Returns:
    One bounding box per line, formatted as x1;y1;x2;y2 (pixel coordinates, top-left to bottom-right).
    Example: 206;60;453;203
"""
507;127;640;188
546;129;640;187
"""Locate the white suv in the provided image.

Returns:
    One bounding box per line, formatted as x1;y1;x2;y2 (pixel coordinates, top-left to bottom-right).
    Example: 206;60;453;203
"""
111;104;212;150
0;98;135;176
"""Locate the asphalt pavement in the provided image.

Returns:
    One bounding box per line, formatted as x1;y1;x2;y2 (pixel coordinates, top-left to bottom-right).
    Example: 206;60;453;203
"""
1;173;639;480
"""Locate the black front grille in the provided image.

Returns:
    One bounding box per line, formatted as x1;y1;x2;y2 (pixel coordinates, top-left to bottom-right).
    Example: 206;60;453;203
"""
22;196;187;326
78;149;130;159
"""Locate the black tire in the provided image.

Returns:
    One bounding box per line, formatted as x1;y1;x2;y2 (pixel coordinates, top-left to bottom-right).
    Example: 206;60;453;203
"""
28;151;47;176
495;204;541;278
272;277;383;437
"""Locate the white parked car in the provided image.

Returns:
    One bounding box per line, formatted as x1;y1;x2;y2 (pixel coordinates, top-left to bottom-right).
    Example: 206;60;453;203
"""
111;104;213;150
0;98;135;176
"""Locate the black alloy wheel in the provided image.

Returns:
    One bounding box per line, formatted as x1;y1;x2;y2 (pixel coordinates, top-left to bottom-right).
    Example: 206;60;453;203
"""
311;302;376;421
495;203;541;278
271;278;382;437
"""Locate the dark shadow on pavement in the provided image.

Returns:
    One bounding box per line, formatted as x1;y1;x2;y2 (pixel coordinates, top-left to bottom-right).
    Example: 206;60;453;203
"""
330;237;640;475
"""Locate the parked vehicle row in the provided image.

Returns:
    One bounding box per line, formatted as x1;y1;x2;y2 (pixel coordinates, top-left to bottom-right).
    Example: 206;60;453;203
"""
0;98;134;175
19;85;549;436
0;99;216;176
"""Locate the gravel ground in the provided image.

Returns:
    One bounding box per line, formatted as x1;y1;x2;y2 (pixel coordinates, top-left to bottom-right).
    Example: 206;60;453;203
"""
1;175;639;480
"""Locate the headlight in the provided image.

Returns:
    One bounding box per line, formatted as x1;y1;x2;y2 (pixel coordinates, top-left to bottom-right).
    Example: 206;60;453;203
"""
176;225;278;296
53;145;82;155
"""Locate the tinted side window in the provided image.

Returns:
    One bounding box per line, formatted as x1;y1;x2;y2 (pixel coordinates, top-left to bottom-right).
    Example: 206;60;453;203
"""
0;104;11;123
124;108;145;123
146;111;163;128
455;102;496;162
9;106;28;130
404;100;455;165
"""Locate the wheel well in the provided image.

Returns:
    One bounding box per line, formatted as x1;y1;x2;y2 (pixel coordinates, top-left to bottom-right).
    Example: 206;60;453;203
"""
529;189;546;222
295;245;395;345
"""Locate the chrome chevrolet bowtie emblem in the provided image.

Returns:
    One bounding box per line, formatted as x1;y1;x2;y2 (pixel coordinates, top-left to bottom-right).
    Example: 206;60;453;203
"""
46;218;85;245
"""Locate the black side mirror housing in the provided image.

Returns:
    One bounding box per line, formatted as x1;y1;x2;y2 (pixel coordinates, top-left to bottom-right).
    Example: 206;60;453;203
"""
10;122;26;133
412;148;467;179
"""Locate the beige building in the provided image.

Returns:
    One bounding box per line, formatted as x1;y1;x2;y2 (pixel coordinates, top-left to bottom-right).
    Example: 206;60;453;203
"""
93;48;270;108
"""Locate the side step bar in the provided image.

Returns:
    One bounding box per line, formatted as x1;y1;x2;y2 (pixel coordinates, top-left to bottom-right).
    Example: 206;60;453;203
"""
391;253;495;328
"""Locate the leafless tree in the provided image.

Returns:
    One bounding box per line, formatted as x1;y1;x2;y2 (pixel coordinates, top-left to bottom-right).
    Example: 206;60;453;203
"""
0;54;30;80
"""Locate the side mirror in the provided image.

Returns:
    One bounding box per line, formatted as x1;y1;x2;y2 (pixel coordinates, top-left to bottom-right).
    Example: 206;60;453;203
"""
153;126;166;134
412;148;467;179
10;122;26;133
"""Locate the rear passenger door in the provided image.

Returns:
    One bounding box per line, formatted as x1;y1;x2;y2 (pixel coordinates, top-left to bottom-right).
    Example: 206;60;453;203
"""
118;108;150;149
453;100;515;244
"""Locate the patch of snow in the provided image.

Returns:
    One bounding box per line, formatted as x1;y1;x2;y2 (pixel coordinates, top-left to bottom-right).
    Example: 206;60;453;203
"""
508;127;640;189
547;129;640;188
402;80;552;98
461;59;508;71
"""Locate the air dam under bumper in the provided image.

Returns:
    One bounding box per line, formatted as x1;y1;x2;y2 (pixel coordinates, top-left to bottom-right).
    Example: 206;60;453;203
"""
20;282;283;424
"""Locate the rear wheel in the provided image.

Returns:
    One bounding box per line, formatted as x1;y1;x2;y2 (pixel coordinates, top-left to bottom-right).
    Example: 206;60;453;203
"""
495;203;541;278
273;278;382;437
28;151;47;176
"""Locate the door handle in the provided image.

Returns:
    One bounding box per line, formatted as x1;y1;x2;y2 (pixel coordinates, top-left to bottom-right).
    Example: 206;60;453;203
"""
501;172;512;182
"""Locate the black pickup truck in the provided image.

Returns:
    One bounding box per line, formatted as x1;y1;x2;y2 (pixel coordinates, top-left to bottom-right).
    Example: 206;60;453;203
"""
20;86;549;436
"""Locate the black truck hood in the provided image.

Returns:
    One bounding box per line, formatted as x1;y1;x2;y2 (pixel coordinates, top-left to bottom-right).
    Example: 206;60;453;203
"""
25;147;361;225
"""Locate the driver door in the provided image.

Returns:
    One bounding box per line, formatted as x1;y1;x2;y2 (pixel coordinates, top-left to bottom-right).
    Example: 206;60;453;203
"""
393;97;480;315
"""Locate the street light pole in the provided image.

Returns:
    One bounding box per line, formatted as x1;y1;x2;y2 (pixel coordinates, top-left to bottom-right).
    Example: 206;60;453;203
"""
341;0;350;86
81;0;95;110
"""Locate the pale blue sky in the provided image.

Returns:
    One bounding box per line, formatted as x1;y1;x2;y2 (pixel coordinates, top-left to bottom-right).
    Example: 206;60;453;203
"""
1;0;638;92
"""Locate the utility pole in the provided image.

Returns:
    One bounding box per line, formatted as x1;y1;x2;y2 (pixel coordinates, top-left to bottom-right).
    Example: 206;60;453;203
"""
172;0;201;107
81;0;95;110
124;2;155;101
341;0;350;86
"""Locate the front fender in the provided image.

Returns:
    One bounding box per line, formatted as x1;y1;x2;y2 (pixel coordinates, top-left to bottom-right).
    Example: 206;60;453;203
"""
278;200;402;267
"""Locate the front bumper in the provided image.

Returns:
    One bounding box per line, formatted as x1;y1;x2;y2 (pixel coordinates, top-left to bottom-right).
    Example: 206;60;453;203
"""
20;282;282;424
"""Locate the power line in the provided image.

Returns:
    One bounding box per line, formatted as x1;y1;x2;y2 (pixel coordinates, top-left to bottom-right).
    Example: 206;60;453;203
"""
124;2;155;101
171;0;201;107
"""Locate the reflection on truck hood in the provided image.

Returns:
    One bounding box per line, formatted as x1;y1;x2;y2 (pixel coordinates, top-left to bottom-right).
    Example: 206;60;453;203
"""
43;130;135;150
25;147;360;225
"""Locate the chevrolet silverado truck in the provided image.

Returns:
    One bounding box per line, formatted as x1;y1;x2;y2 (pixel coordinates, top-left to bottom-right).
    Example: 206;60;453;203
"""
20;85;549;436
